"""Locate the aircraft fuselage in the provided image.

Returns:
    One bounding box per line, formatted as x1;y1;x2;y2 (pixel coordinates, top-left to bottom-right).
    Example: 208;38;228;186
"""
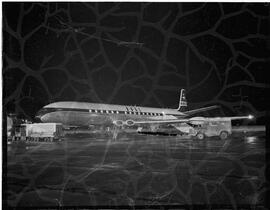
36;101;186;127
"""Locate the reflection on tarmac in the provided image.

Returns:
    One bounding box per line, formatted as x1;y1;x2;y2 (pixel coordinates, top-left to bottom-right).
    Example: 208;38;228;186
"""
7;133;266;207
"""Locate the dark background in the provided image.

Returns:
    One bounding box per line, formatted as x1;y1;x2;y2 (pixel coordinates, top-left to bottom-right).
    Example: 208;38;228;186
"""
3;2;270;124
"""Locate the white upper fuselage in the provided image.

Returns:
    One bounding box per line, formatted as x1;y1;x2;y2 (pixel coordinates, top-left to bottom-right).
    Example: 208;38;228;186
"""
36;101;186;127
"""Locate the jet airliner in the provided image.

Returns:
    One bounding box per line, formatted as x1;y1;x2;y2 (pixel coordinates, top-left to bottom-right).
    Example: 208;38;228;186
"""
36;89;219;129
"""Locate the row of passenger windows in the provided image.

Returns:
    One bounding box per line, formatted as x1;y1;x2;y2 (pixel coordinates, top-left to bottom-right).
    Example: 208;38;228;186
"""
89;109;163;116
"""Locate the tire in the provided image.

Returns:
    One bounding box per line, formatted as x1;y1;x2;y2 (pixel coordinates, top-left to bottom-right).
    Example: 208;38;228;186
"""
197;132;204;140
220;131;228;140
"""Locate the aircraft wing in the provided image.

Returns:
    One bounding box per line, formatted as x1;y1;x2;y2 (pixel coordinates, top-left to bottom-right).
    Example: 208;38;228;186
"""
133;118;203;125
182;105;219;116
132;115;254;125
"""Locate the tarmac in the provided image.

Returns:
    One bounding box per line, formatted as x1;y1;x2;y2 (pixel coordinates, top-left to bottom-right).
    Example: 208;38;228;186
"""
6;130;267;207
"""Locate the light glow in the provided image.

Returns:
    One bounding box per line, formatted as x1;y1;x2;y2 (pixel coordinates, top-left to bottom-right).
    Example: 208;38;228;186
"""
246;136;257;143
248;115;254;119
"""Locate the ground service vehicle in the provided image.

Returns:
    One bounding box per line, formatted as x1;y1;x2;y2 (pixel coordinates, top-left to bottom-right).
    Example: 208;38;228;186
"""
11;123;64;142
176;120;231;140
191;118;232;140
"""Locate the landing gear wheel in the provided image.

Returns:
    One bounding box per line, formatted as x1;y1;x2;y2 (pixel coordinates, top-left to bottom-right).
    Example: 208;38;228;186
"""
197;133;204;140
220;131;228;140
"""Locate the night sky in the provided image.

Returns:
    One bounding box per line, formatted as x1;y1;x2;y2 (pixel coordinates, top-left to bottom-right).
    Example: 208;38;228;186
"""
2;2;270;124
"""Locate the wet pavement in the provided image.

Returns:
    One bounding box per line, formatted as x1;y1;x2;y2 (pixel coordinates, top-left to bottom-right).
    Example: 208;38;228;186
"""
6;132;267;207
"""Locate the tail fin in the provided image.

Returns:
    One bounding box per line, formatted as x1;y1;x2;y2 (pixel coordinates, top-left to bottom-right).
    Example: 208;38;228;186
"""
177;89;187;111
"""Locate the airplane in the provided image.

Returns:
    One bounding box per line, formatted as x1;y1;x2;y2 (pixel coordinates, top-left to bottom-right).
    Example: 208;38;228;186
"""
35;89;253;138
36;89;218;128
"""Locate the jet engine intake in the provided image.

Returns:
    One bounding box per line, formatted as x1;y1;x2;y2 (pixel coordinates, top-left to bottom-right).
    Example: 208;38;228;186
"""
125;120;135;126
113;120;124;127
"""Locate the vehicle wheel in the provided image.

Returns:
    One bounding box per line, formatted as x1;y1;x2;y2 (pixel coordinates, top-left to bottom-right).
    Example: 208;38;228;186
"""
220;131;228;140
197;133;204;140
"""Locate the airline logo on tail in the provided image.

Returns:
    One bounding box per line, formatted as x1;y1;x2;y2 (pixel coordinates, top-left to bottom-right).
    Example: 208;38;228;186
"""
178;89;187;111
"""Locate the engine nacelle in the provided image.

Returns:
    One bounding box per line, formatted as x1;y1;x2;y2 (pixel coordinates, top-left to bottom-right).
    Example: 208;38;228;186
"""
113;120;124;127
125;120;135;126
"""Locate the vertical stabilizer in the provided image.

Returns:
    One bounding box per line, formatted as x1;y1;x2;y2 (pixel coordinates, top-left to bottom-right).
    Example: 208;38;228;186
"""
177;89;187;111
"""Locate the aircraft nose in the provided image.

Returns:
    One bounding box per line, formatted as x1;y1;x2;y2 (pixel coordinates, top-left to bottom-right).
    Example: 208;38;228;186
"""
35;108;46;122
34;115;42;122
